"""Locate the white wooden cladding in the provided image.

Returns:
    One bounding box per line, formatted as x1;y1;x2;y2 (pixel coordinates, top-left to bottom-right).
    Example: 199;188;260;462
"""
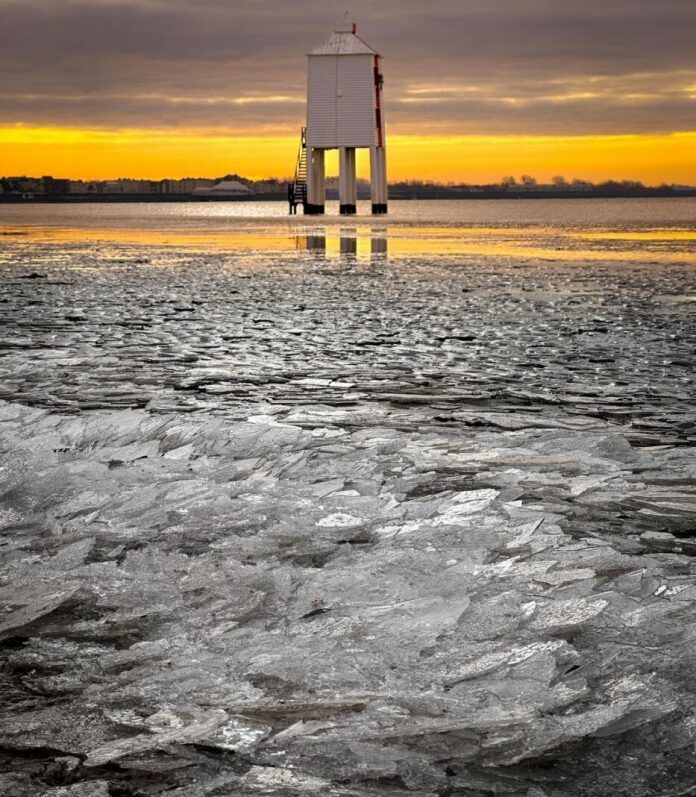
306;54;377;149
337;56;377;147
307;57;337;147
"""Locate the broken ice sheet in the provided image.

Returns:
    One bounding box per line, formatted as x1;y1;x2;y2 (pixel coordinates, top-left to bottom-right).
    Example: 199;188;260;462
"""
0;584;82;638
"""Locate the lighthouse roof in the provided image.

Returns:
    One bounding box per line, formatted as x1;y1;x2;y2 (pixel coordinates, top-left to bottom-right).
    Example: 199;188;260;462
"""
309;27;379;56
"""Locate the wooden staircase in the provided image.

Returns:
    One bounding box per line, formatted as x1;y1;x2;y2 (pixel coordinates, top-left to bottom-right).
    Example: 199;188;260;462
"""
288;127;307;214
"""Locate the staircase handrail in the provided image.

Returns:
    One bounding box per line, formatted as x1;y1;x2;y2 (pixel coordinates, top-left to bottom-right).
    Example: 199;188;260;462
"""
293;126;307;189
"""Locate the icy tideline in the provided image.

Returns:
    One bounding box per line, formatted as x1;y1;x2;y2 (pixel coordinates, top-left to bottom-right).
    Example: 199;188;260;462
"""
1;234;696;796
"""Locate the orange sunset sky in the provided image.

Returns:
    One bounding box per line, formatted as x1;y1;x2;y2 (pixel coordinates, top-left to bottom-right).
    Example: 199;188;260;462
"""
1;0;695;184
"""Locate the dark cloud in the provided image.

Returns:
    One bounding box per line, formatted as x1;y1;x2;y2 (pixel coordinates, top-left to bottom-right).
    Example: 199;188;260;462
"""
0;0;694;135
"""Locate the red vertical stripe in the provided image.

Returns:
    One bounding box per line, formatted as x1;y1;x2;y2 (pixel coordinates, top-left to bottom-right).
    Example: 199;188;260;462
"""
374;56;383;148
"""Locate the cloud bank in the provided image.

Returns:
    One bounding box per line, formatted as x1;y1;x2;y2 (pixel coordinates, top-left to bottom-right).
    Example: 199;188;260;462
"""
0;0;694;136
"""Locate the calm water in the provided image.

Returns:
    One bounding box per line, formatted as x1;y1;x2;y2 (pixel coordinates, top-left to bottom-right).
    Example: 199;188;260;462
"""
1;198;695;263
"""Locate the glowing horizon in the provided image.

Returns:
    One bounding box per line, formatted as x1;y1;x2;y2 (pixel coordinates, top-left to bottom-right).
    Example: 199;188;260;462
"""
2;126;696;186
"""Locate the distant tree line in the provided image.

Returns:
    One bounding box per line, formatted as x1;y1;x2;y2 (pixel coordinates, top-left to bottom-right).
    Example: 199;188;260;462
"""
2;173;694;202
387;175;695;199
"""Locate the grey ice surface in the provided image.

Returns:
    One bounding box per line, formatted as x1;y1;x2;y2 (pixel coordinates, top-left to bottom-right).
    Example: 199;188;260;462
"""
1;231;696;796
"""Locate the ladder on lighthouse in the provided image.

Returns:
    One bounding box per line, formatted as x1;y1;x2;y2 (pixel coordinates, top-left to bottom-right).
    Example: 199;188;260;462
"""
288;127;307;214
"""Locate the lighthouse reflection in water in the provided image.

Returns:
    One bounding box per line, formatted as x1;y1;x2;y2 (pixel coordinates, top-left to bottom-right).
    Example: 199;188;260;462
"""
298;229;388;258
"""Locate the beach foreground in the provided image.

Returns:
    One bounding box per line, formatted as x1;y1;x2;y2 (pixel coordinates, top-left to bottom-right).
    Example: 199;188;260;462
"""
1;201;695;796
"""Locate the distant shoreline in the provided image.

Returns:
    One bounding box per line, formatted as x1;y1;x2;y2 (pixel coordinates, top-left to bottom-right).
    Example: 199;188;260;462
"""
2;189;695;203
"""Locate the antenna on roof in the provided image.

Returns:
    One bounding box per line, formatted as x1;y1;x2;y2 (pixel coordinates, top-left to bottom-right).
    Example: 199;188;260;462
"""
336;11;356;34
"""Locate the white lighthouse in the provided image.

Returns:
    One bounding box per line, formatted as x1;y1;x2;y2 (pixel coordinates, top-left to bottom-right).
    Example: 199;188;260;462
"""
289;22;387;215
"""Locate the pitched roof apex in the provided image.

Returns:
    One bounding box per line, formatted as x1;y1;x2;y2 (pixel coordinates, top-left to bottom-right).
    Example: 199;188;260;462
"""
309;28;379;56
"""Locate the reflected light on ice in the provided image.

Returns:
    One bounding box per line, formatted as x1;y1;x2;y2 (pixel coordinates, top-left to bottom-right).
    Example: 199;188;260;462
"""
1;218;695;264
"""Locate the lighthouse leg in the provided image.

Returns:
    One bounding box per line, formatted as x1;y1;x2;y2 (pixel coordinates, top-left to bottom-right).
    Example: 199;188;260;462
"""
339;147;357;215
306;148;325;214
380;148;388;213
370;147;388;214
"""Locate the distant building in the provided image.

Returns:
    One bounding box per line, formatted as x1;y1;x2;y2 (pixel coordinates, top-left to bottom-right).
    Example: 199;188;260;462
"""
192;179;251;196
42;176;70;193
37;177;224;195
4;176;44;194
103;179;159;194
161;178;215;194
67;180;97;193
